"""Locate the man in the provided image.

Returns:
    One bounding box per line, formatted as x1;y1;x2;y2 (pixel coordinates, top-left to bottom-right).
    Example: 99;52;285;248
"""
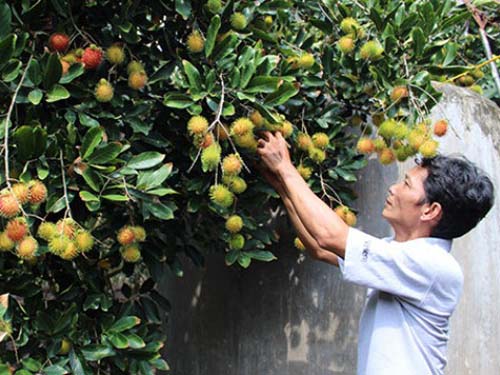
256;131;494;375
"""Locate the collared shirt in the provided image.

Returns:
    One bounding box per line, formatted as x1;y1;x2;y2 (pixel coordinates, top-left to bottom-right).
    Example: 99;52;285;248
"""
338;228;463;375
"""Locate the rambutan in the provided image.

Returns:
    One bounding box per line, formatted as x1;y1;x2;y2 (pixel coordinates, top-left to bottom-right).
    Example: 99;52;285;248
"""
48;235;71;255
297;53;315;69
201;143;221;172
378;148;396;165
231;117;254;136
297;164;312;180
0;193;20;218
311;133;329;149
225;215;243;233
308;147;326;164
128;71;148;90
356;137;375;154
106;44;125;65
419;140;439;158
95;79;114;102
433;119;448;137
390;86;409;102
37;221;57;241
131;226;146;242
222;154;242;176
229;234;245;250
17;236;38;259
296;132;313;151
117;226;136;245
122;244;141;263
0;231;15;251
74;230;94;252
60;241;79;260
6;218;28;242
209;185;234;208
338;36;355;53
223;176;247;194
230;12;247;30
28;180;48;204
82;45;103;70
249;111;265;127
187;30;205;53
188;116;209;135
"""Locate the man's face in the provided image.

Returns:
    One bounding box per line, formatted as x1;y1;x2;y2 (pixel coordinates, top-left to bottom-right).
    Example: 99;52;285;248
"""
382;166;429;229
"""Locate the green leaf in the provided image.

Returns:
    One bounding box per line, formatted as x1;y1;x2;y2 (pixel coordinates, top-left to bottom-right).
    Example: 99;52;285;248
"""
212;33;239;61
411;27;425;57
246;76;282;94
102;194;129;201
182;59;203;95
69;351;86;375
0;34;15;69
43;53;62;89
264;81;300;106
109;316;141;333
225;250;239;266
246;250;277;262
81;127;103;160
150;359;170;371
237;253;251;268
79;191;99;202
81;344;116;361
109;332;130;349
78;113;100;127
126;333;146;349
82;168;102;192
144;201;175;220
127;152;165;170
46;84;70;102
335;167;357;182
205;15;221;58
443;43;457;66
27;59;42;85
88;143;122;165
2;59;21;81
137;163;172;190
28;89;43;105
60;63;84;84
13;125;47;160
175;0;191;19
22;358;42;372
42;364;69;375
163;93;194;109
0;4;12;39
147;187;178;196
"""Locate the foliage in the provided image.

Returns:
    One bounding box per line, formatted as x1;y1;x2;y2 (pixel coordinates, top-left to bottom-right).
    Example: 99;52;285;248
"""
0;0;492;373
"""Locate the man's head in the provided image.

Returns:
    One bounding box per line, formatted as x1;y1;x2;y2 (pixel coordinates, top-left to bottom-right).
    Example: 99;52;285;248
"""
383;155;494;240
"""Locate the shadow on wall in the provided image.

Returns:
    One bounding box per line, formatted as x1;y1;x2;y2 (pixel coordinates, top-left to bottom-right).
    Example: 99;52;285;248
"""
161;159;398;375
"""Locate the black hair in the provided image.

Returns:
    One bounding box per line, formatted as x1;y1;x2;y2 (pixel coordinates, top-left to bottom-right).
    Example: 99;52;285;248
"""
417;155;494;239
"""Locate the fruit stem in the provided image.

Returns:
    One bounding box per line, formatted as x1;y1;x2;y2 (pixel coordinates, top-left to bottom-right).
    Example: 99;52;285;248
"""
60;150;73;220
4;55;33;189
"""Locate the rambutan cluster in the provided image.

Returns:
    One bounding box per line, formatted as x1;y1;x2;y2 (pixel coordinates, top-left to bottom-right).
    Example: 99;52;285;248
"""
116;225;147;263
354;117;449;165
37;218;95;261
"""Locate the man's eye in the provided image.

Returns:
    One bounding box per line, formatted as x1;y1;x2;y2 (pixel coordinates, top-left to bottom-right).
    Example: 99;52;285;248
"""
404;181;410;187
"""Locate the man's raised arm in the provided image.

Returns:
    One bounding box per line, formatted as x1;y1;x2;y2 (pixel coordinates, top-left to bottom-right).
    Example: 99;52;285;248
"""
257;131;349;258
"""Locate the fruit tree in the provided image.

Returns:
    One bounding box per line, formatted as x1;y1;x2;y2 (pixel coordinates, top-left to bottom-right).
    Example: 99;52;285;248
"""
0;0;496;373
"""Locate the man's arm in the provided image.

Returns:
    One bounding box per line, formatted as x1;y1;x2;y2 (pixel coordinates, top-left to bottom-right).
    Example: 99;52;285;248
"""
257;132;349;258
259;166;339;266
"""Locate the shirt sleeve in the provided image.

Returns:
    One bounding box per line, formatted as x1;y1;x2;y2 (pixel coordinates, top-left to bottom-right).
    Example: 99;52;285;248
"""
339;228;436;302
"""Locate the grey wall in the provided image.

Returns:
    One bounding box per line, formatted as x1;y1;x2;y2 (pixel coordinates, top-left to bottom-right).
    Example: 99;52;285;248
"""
161;84;500;375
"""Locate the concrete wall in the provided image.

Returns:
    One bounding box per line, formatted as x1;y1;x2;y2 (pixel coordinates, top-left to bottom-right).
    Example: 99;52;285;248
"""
161;84;500;374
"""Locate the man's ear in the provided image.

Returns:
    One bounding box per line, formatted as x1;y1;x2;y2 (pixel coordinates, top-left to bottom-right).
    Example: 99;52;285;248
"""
421;202;442;224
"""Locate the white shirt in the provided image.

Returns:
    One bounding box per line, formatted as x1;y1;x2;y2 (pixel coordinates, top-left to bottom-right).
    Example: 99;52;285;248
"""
338;228;463;375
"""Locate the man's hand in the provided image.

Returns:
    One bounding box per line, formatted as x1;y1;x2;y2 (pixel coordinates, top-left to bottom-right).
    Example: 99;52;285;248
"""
256;131;292;175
